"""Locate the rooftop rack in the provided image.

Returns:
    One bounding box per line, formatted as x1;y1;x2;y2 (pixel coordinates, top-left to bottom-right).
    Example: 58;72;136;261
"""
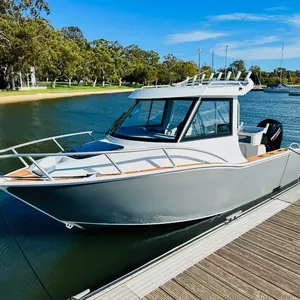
176;71;252;87
140;72;252;89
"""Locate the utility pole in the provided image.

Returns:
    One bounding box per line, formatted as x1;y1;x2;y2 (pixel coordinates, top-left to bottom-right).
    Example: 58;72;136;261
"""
225;45;228;78
212;50;215;72
280;43;284;84
198;48;201;74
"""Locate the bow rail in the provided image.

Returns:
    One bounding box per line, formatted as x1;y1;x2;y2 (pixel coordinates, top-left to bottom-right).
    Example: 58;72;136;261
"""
0;131;95;155
0;139;228;182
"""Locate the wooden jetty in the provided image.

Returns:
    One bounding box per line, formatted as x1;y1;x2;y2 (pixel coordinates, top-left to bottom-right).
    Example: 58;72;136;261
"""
80;183;300;300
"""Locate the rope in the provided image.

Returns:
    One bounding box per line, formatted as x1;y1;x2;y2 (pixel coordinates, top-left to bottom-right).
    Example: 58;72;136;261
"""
0;204;53;300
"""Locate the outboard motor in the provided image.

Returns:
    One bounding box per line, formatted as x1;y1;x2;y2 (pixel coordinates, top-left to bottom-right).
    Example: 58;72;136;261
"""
257;119;283;152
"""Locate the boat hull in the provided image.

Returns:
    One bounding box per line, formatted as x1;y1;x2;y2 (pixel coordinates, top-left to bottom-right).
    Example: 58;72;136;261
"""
3;151;300;228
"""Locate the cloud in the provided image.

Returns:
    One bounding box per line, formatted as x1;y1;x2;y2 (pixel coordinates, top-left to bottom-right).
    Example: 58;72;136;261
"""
265;6;289;11
287;14;300;27
166;30;229;44
210;12;300;29
215;36;280;51
252;36;281;45
214;37;300;60
209;13;277;21
220;46;300;60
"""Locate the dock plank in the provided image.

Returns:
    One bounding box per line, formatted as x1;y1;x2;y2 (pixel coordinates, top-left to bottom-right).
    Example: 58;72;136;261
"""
245;229;300;255
240;232;300;266
289;200;300;207
274;211;300;226
185;266;249;300
284;205;300;217
197;260;273;300
216;247;300;298
225;243;300;286
252;226;300;247
161;279;199;300
267;216;300;234
206;253;295;300
143;288;175;300
258;221;300;241
232;238;300;275
280;209;300;220
174;273;224;300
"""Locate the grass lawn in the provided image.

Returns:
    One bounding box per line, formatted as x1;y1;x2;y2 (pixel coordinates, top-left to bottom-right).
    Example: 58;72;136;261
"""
0;82;134;97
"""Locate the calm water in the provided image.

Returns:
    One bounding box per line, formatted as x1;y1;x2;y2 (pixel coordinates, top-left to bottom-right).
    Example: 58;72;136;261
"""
0;91;299;300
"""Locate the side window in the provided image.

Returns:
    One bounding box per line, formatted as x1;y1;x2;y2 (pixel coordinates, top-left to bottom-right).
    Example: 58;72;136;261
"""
184;99;231;140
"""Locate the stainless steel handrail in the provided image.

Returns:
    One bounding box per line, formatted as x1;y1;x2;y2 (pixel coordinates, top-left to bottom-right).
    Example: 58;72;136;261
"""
0;147;228;163
0;145;227;181
0;131;94;154
289;142;300;149
0;131;95;174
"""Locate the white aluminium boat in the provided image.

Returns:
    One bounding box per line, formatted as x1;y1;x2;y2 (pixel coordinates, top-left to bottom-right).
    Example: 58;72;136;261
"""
264;83;290;93
1;72;300;229
264;44;290;93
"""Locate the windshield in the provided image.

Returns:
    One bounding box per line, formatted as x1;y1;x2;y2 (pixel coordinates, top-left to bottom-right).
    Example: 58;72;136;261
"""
108;99;195;142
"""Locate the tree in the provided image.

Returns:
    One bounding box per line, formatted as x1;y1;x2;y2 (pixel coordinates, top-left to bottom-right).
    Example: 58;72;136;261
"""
41;29;65;87
61;40;83;87
89;39;115;86
110;44;136;86
0;15;57;88
175;61;198;82
0;0;51;88
0;0;50;18
60;26;87;49
159;54;178;84
229;60;246;76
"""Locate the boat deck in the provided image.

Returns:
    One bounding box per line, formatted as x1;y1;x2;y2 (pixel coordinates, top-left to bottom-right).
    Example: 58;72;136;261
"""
4;148;288;182
80;182;300;300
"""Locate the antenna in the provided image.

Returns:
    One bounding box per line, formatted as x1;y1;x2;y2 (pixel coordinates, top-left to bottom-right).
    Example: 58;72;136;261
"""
208;72;214;80
225;45;228;78
217;72;223;80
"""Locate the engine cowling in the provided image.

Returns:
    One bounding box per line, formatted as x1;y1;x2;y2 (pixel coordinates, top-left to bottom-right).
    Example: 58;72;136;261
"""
257;119;283;152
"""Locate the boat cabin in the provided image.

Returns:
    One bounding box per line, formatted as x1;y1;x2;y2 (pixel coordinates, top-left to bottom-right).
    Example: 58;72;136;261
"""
106;72;268;163
108;98;232;143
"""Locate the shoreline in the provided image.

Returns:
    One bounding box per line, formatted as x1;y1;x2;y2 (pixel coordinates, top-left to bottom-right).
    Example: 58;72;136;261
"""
0;88;136;105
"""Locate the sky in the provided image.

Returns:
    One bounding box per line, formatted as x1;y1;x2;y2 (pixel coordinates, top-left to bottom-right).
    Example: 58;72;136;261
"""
47;0;300;71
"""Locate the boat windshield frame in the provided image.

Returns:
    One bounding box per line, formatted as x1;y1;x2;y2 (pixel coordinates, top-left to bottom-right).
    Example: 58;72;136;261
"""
181;98;233;142
107;98;198;143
